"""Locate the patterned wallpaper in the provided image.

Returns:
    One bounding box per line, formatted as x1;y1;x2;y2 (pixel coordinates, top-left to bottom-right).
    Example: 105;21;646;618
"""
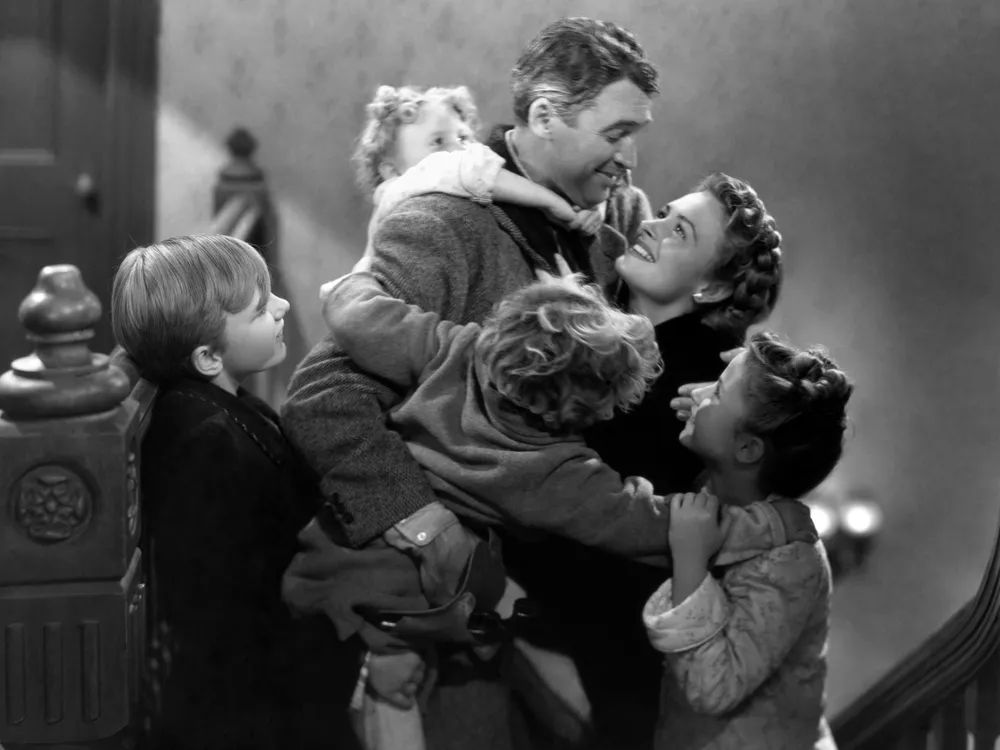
156;0;1000;715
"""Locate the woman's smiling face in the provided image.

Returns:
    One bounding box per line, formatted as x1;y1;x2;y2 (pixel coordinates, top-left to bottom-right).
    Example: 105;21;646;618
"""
615;190;727;309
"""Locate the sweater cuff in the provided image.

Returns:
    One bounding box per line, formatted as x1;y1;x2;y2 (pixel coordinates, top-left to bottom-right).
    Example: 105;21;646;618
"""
643;574;728;654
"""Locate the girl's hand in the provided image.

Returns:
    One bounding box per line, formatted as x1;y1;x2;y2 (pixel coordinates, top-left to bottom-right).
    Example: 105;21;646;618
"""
567;208;605;236
541;197;578;226
319;256;374;303
668;492;724;566
367;651;426;710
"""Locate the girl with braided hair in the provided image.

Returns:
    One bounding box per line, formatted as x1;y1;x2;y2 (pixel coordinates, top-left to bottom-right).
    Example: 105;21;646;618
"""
644;331;852;749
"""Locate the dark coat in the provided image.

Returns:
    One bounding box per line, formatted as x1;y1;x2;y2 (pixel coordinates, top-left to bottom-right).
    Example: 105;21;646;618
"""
140;376;360;750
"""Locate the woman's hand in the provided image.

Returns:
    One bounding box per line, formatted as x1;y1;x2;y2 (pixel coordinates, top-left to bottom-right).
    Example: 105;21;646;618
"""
670;348;746;420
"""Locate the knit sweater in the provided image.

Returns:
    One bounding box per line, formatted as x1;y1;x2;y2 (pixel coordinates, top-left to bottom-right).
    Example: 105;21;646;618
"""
321;272;788;566
281;127;646;547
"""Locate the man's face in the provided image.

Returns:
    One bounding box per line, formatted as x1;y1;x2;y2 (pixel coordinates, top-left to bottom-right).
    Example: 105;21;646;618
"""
546;79;653;208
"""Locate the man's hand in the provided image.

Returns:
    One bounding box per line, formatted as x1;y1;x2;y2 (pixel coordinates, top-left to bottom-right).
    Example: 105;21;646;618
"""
367;651;426;710
669;347;746;420
668;492;724;566
771;499;819;545
408;523;481;607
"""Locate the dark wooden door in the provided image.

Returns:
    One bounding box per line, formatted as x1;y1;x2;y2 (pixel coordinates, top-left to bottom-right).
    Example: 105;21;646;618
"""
0;0;114;366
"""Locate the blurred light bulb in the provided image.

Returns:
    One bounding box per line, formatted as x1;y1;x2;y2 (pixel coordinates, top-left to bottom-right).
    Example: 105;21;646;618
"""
841;501;883;537
808;502;838;540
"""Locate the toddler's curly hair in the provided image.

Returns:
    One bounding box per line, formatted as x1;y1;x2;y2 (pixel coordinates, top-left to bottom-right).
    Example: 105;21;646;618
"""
352;84;481;197
476;274;663;433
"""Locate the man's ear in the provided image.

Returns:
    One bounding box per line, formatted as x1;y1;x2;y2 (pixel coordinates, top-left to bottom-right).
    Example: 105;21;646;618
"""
527;98;557;139
189;344;224;379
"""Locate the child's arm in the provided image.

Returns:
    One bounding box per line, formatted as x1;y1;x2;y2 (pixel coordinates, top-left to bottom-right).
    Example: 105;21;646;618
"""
321;271;476;392
492;169;579;226
377;143;590;231
495;452;791;566
643;543;827;715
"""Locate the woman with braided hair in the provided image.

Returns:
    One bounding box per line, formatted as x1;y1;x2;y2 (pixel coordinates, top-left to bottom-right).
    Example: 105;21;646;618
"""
645;331;852;749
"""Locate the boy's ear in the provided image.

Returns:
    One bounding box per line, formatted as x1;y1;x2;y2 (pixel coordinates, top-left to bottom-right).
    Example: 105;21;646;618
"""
189;344;224;379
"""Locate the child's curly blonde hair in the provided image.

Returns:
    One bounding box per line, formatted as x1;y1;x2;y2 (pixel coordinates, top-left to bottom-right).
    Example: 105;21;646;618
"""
352;84;481;197
476;275;664;434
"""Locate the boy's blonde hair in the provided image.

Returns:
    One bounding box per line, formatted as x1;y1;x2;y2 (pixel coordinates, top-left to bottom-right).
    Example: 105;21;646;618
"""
111;234;271;384
476;275;663;433
352;84;481;196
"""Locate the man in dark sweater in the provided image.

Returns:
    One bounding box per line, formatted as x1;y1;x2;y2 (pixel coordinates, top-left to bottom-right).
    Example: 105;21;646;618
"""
281;17;659;750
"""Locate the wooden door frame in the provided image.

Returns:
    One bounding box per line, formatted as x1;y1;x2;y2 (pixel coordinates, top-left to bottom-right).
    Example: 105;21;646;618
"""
96;0;160;351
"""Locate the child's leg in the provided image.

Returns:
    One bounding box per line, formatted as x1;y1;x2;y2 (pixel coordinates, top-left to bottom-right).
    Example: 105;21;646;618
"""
352;649;429;750
499;577;593;743
361;695;426;750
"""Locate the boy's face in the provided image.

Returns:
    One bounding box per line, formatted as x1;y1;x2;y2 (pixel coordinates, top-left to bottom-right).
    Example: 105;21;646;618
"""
219;290;289;381
392;99;475;175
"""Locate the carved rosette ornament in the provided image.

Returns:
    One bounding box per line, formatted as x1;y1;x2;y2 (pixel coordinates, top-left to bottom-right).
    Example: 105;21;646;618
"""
12;464;93;543
0;265;130;420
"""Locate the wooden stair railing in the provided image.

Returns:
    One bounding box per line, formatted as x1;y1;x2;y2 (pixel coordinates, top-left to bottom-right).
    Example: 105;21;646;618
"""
0;266;147;749
831;508;1000;749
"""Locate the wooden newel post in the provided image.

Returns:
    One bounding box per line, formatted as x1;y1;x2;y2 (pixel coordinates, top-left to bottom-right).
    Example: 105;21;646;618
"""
0;266;146;746
213;127;273;254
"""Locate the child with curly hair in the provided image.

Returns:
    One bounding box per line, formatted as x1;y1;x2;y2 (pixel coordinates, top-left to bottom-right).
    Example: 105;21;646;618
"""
644;331;852;749
351;84;603;257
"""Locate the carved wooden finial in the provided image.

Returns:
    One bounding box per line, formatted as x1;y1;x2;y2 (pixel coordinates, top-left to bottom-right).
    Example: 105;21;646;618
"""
0;265;130;420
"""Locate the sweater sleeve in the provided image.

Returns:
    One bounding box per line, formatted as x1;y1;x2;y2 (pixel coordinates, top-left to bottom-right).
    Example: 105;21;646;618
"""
322;271;471;391
498;453;671;564
281;205;485;546
643;543;827;715
497;454;784;566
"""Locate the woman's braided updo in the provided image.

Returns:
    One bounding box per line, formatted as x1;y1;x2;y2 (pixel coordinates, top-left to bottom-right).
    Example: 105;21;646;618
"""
697;173;783;339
